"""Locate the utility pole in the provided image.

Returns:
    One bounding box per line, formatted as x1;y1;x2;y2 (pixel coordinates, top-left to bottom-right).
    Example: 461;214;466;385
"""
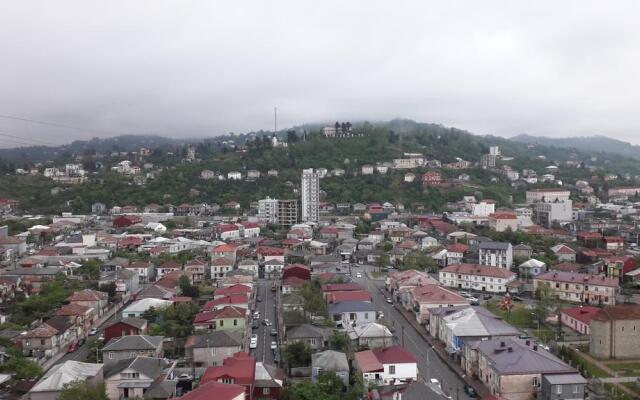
401;325;405;348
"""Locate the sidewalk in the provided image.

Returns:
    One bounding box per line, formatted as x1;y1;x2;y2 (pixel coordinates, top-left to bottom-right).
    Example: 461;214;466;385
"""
392;301;493;399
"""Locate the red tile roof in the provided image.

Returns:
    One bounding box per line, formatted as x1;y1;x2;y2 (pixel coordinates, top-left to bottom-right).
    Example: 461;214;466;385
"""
561;306;601;325
441;263;516;279
214;284;251;297
327;290;372;303
490;212;517;220
203;295;249;311
446;243;469;253
202;352;256;385
175;381;245;400
321;283;364;292
212;244;238;253
355;346;417;372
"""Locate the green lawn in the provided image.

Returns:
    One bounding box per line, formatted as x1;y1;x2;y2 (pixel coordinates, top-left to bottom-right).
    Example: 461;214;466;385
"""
484;301;533;328
608;363;640;377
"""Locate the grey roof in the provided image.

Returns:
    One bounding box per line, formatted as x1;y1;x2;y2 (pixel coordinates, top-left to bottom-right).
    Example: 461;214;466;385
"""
476;338;576;375
445;307;520;338
103;335;164;351
1;267;62;276
286;324;333;340
31;361;103;393
45;316;73;333
513;244;533;250
104;257;130;267
312;350;349;371
137;285;175;299
104;356;171;379
429;305;471;317
105;317;148;330
479;241;511;251
145;379;176;399
186;331;242;348
328;301;377;314
543;373;587;385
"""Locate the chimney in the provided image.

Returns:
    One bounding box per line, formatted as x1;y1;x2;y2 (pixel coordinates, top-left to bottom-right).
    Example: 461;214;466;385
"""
533;345;538;351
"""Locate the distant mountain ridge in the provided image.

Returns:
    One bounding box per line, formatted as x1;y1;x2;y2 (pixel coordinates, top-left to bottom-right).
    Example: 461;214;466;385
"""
510;134;640;160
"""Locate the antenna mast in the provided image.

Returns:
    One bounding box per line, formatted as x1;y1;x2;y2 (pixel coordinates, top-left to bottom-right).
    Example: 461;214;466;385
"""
274;106;278;134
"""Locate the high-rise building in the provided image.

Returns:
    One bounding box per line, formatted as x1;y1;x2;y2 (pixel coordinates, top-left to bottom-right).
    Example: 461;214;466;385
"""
258;197;279;224
301;168;320;223
277;199;299;227
257;197;299;227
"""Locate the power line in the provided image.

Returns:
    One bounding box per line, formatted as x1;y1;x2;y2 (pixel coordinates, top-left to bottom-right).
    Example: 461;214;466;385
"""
0;113;125;137
0;131;60;147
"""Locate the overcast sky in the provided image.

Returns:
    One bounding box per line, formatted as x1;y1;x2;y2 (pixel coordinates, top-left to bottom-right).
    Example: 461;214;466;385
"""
1;1;640;147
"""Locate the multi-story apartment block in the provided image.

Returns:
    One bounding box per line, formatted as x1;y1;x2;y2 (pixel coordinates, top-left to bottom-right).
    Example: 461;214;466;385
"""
533;271;619;306
525;189;570;204
258;198;299;227
478;242;513;269
439;263;516;293
301;169;320;223
534;200;573;228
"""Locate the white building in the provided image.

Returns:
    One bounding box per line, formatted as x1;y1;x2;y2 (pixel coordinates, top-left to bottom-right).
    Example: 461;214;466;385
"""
534;200;573;228
439;263;516;293
526;189;570;204
478;242;513;269
227;171;242;180
471;200;496;217
301;169;320;223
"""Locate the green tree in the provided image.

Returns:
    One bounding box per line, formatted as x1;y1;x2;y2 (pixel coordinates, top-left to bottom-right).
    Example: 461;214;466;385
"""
0;347;43;380
299;280;327;318
59;381;108;400
329;331;351;352
178;275;199;298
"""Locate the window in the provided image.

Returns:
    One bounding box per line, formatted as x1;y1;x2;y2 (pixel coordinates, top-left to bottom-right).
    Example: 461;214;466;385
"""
532;377;539;387
40;339;45;345
219;320;224;327
233;319;238;326
557;385;562;394
565;284;569;290
211;348;216;356
555;283;560;288
389;365;396;374
573;385;579;394
310;339;316;345
263;388;270;395
109;352;114;359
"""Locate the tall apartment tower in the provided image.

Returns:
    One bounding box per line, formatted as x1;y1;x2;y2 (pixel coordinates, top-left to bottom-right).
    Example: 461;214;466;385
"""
301;168;320;223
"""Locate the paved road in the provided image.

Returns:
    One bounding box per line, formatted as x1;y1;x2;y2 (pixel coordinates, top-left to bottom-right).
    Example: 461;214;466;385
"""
355;265;472;400
251;280;277;365
53;307;121;366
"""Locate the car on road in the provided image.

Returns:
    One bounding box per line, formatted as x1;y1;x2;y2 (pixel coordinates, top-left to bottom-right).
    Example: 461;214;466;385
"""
270;341;277;350
377;311;384;319
429;378;441;389
263;319;272;326
256;296;262;302
467;296;479;302
252;320;259;329
67;341;78;353
89;328;98;336
512;295;524;302
270;328;277;336
385;296;393;304
464;384;478;398
273;350;280;364
250;334;258;349
483;294;493;300
253;311;260;319
356;273;362;278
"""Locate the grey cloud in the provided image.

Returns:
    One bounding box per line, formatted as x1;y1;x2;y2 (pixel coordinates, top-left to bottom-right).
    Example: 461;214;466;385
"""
1;0;639;146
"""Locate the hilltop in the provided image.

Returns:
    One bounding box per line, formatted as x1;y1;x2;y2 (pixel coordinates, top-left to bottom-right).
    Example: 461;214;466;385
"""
510;133;640;160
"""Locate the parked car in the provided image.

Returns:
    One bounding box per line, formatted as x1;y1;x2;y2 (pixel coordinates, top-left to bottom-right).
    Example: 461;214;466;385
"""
263;319;272;326
270;341;277;350
483;294;493;300
256;296;262;302
512;295;524;302
356;273;362;278
464;385;478;398
270;328;277;336
252;320;259;329
429;378;441;389
253;311;260;319
250;334;258;349
67;341;78;353
385;297;393;304
89;328;98;336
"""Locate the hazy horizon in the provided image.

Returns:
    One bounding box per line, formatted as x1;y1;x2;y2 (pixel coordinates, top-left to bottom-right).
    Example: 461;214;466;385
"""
2;1;640;146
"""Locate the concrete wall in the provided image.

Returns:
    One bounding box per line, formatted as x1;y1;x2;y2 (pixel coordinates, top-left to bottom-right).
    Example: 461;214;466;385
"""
590;318;640;359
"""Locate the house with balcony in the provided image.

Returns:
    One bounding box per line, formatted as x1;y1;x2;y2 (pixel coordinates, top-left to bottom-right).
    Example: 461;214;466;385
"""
354;346;417;386
104;356;176;400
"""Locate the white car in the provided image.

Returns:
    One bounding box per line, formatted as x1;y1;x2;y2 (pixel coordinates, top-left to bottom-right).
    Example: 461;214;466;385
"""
253;311;260;319
88;328;98;336
356;273;362;278
270;341;277;350
385;297;393;304
429;378;441;389
249;334;258;349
